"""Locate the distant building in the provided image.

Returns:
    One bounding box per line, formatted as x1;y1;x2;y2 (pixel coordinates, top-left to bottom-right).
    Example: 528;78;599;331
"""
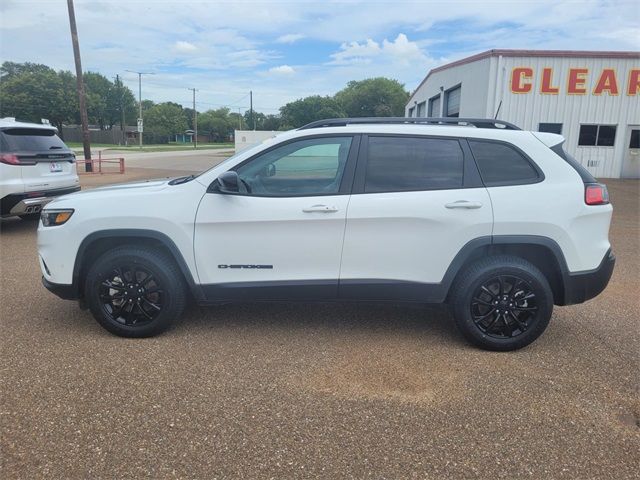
406;50;640;178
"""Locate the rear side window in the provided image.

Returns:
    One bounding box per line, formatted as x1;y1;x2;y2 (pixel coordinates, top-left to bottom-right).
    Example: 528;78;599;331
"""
0;128;68;152
365;136;464;193
469;140;540;186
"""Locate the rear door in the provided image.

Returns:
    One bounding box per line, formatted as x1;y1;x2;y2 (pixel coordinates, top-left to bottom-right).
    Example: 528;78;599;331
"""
339;134;493;301
0;128;78;192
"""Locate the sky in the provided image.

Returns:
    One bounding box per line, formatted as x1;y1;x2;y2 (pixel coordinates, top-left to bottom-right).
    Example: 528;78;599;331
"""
1;0;639;114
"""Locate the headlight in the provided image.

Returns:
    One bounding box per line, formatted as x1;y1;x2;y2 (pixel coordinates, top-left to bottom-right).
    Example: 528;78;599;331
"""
41;209;74;226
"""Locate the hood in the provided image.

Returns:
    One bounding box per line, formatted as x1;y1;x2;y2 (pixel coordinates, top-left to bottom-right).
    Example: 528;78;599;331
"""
43;178;172;208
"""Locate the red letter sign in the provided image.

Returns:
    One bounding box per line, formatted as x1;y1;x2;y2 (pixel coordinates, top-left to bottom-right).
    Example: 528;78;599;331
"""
628;69;640;96
593;69;619;95
568;68;588;94
511;67;533;93
540;68;559;94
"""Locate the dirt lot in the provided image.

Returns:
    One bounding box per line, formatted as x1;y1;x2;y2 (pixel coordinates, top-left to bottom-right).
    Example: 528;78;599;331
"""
1;170;638;479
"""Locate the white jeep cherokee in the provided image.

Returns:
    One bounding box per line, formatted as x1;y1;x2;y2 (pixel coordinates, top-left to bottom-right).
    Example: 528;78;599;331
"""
1;118;80;218
37;118;615;351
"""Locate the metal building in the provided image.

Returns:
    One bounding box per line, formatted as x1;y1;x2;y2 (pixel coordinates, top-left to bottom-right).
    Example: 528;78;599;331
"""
406;50;640;178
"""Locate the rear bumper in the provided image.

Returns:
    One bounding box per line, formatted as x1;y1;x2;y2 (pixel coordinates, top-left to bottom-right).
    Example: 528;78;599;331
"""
562;249;615;305
42;276;78;300
1;186;81;216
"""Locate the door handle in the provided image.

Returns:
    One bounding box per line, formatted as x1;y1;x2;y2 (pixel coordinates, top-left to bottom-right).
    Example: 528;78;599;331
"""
445;200;483;209
302;204;339;213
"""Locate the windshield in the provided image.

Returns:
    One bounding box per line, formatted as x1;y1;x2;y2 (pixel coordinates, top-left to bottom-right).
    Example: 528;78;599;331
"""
0;128;69;152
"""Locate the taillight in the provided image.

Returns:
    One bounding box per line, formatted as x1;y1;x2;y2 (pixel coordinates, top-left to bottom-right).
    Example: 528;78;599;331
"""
585;183;609;205
0;153;20;165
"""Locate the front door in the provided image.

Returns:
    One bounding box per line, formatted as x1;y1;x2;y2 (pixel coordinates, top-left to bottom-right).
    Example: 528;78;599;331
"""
621;127;640;178
194;135;358;301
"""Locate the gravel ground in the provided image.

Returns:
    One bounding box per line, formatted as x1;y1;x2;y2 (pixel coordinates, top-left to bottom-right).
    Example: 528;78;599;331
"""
0;172;638;479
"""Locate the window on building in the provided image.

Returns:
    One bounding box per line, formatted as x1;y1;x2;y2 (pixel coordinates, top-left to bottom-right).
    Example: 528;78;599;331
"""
630;129;640;149
365;136;464;193
444;86;461;117
408;107;415;118
469;140;540;185
578;125;617;147
416;101;426;117
538;123;563;134
428;95;441;117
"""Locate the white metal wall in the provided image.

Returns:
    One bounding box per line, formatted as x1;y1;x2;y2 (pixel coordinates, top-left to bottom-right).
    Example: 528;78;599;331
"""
407;54;640;178
234;130;278;153
406;58;492;119
495;56;639;178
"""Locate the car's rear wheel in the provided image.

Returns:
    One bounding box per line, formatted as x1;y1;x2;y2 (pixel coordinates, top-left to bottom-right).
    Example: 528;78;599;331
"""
450;255;553;351
84;246;186;337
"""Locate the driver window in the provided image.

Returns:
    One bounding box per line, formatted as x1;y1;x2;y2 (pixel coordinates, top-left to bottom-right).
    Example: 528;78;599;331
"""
235;136;353;196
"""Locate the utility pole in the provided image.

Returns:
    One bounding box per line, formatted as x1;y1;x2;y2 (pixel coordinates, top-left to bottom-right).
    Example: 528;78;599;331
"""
249;90;254;130
116;74;125;146
188;88;198;148
126;70;154;149
66;0;91;171
238;107;242;129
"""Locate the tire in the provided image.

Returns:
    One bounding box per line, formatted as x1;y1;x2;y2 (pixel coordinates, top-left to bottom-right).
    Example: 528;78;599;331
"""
450;255;553;351
84;246;186;338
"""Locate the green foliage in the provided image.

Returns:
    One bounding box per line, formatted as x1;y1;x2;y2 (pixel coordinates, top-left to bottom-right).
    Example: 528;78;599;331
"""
199;108;234;141
279;95;346;128
0;61;137;134
143;102;188;139
335;77;409;117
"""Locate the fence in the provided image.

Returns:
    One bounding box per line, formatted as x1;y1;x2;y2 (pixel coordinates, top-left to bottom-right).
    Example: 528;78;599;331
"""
76;152;125;174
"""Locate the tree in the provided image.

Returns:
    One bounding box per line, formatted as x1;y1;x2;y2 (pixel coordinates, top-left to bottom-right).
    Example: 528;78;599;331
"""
279;95;346;128
199;108;233;142
84;71;111;129
144;102;188;140
0;62;72;133
106;76;137;130
262;114;282;131
335;77;409;117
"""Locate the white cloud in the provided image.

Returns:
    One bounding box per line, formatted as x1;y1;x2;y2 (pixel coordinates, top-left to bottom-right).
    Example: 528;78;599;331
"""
268;65;296;75
276;33;305;44
172;41;198;54
330;34;428;66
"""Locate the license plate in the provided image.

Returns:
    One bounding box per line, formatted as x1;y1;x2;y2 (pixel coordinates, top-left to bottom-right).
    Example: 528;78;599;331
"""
49;162;62;172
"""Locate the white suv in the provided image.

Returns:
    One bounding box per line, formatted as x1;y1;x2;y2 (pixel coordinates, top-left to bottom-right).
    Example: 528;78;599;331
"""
1;118;80;218
37;118;615;350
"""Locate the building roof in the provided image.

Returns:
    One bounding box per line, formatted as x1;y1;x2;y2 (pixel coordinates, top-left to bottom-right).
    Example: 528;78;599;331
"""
409;49;640;102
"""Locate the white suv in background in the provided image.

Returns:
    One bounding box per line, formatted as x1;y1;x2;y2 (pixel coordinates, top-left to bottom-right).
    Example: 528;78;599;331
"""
37;117;615;351
1;118;80;219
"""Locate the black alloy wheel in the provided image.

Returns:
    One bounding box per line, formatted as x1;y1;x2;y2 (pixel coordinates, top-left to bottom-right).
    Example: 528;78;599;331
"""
450;255;553;351
85;246;186;337
470;275;538;339
99;265;163;327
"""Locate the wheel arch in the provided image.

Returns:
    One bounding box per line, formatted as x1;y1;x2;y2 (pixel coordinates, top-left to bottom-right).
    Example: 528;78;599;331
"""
444;235;570;305
73;229;204;302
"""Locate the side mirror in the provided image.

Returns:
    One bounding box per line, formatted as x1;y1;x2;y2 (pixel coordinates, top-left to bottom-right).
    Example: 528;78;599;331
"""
217;171;240;193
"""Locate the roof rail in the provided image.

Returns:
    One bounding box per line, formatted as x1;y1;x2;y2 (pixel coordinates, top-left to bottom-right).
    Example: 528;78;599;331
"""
298;117;521;131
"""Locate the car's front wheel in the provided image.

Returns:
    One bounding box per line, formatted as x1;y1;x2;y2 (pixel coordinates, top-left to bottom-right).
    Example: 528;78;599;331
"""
450;255;553;351
84;246;186;337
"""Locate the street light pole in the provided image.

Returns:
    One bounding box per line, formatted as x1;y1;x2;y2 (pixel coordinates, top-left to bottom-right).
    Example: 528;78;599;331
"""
126;70;154;149
188;88;198;149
